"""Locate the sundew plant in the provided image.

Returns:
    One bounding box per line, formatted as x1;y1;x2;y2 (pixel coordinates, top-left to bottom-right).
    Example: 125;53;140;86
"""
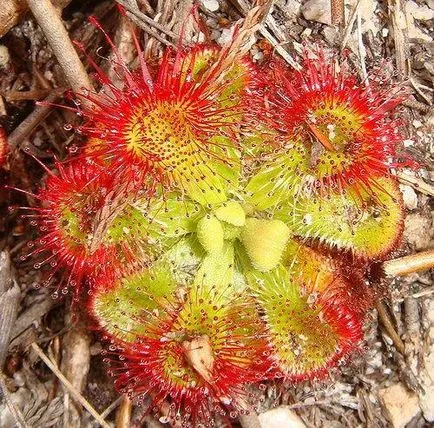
22;12;408;428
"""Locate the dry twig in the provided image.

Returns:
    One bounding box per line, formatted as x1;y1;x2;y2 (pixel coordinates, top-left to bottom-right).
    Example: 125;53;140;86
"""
10;298;57;343
233;0;301;70
116;0;178;42
7;91;65;150
121;12;175;47
356;6;368;82
115;395;132;428
0;372;30;428
30;343;110;428
331;0;345;26
376;301;406;355
100;396;123;419
60;320;91;427
387;0;410;80
5;89;53;102
26;0;94;100
382;249;434;277
0;251;20;368
397;171;434;197
341;0;361;51
402;99;433;114
0;252;25;428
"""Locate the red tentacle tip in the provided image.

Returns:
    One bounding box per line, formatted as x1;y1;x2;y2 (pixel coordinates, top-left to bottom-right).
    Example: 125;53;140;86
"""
116;4;126;15
87;15;101;28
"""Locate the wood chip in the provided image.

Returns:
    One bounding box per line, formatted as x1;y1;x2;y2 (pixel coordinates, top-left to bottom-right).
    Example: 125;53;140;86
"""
0;251;20;368
60;321;91;427
31;342;109;428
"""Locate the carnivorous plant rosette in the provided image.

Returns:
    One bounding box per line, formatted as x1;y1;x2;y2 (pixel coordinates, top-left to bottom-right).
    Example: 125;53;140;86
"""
24;14;409;426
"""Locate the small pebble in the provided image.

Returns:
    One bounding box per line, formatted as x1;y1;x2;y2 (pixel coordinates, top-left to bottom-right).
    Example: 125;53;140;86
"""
258;407;306;428
404;213;433;250
379;383;420;428
412;119;423;128
301;0;331;25
303;396;315;405
0;45;10;68
206;17;218;27
210;29;220;41
203;0;219;12
218;28;233;45
383;334;393;346
400;185;418;210
301;27;312;38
